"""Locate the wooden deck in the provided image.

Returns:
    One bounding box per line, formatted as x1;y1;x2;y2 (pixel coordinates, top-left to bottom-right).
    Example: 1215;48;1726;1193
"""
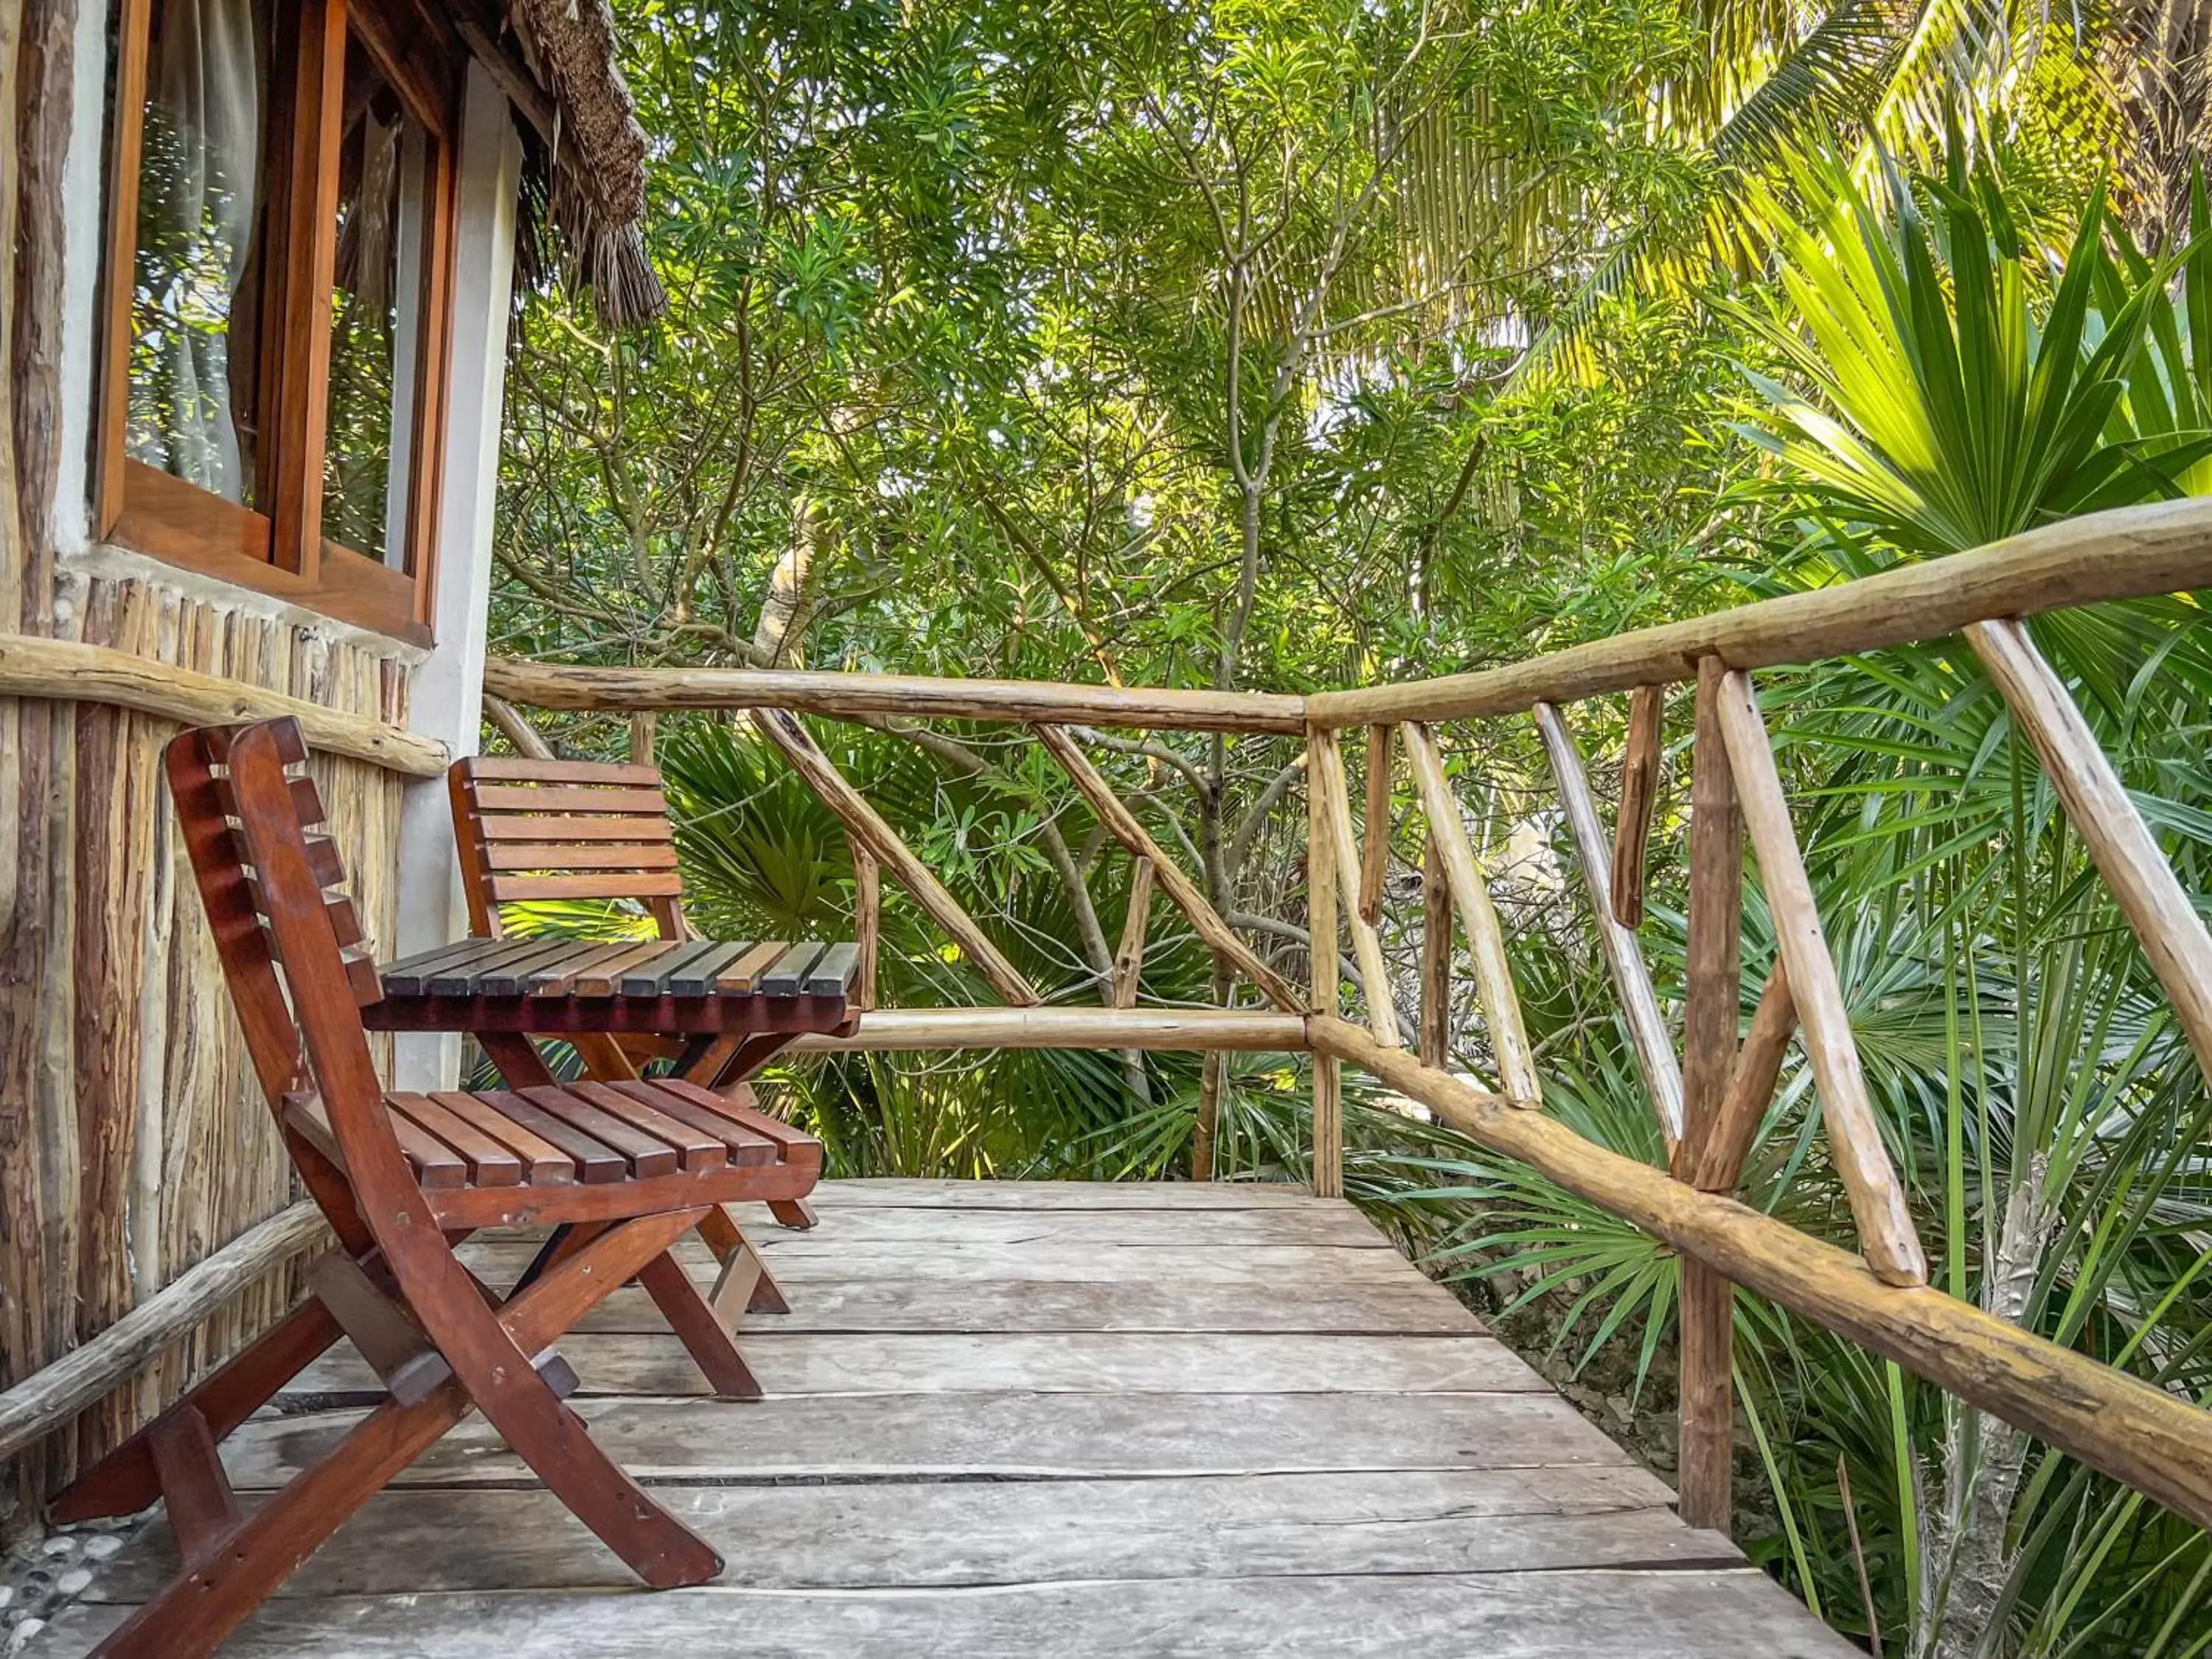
38;1180;1851;1656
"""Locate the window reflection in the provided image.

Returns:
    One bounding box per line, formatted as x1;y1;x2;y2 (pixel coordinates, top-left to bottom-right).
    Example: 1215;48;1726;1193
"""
127;0;271;508
323;30;437;572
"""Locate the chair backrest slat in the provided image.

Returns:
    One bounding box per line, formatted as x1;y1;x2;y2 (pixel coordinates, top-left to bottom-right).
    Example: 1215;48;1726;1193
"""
448;756;689;939
167;717;403;1175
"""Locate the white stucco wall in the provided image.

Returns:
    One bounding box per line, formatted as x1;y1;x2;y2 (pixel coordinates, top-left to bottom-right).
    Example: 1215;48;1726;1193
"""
388;64;523;1091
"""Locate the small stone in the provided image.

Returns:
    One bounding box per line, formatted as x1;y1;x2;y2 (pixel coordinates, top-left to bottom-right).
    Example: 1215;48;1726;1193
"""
0;1585;13;1610
38;1537;73;1557
80;1536;121;1561
13;1618;44;1646
53;1569;90;1598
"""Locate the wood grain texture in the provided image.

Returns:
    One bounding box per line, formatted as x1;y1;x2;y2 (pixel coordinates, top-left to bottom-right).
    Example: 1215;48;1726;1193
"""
1715;671;1925;1287
1111;858;1154;1009
0;633;442;774
1400;723;1541;1101
38;1567;1860;1658
1610;684;1663;928
96;1470;1709;1599
1307;734;1344;1197
1966;617;2212;1079
1419;835;1451;1067
1531;703;1680;1135
39;1180;1853;1658
1676;660;1741;1533
1311;727;1402;1046
787;1007;1305;1052
1307;496;2212;727
487;657;1308;733
1358;723;1394;924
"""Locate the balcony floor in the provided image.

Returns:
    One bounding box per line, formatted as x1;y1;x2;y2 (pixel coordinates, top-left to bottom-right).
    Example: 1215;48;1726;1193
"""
40;1180;1851;1656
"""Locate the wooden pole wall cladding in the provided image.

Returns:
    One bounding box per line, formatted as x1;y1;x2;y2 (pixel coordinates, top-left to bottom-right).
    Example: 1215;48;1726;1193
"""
1310;728;1403;1048
748;708;1043;1006
1307;739;1344;1199
1532;703;1683;1141
1419;838;1450;1069
485;655;1308;734
0;635;446;774
850;841;881;1012
1312;1017;2212;1538
1966;618;2212;1079
1399;723;1541;1103
1031;723;1302;1012
1715;671;1927;1288
1306;498;2212;728
1;584;411;1523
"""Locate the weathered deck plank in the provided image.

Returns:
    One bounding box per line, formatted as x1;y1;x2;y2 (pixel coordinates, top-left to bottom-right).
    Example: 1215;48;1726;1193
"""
285;1329;1554;1399
38;1180;1854;1658
42;1571;1851;1658
90;1468;1700;1599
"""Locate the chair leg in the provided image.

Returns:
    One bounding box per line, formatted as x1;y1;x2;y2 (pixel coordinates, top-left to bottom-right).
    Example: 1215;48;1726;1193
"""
768;1197;819;1231
55;1295;344;1522
696;1205;790;1314
395;1225;723;1588
636;1252;762;1400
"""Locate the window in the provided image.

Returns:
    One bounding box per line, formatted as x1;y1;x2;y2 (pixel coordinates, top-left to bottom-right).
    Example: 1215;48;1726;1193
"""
101;0;459;643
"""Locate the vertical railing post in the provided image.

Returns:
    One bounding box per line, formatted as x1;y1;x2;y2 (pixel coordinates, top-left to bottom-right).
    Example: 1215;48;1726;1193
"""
1677;658;1741;1535
1308;730;1343;1198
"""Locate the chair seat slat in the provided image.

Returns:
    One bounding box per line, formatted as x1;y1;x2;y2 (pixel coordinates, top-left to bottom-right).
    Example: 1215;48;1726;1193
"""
472;1091;628;1181
388;1093;522;1187
716;941;787;992
619;939;730;997
664;942;752;996
760;942;827;996
514;1085;680;1177
567;1082;728;1171
427;1092;577;1184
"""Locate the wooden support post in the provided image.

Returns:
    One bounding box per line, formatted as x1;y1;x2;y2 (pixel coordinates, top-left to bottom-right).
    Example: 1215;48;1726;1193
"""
850;838;880;1012
1032;723;1301;1011
1612;684;1663;928
1113;858;1155;1010
1308;735;1344;1198
1677;658;1742;1535
1692;966;1795;1193
1400;723;1541;1102
1967;617;2212;1079
1420;835;1451;1068
628;711;658;767
1312;727;1403;1047
1532;702;1682;1138
1715;671;1926;1287
750;708;1041;1005
1358;723;1394;925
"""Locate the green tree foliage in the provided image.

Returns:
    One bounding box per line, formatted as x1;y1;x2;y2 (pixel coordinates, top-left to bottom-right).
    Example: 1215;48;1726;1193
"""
489;2;2212;1652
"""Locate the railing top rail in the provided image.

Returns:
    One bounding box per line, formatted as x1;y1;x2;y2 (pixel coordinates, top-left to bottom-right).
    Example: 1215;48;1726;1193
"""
482;660;1309;734
486;498;2212;736
1308;497;2212;728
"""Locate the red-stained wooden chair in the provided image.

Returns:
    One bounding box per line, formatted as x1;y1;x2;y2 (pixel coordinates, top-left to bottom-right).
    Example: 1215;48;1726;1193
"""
52;718;822;1659
446;751;821;1262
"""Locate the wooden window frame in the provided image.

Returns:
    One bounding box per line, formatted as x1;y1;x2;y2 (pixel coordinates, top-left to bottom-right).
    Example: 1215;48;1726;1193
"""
98;0;463;647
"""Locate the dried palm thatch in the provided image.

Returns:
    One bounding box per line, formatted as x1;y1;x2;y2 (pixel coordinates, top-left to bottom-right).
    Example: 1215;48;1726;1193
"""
482;0;667;327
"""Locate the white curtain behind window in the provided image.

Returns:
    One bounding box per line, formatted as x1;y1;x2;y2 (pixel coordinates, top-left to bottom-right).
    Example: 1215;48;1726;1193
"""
130;0;262;503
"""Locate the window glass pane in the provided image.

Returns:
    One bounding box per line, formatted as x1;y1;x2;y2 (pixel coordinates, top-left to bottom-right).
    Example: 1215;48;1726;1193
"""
127;0;272;509
323;30;437;571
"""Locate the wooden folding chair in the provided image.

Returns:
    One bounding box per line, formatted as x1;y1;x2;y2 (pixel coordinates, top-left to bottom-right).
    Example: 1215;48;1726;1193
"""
52;718;821;1658
448;751;821;1263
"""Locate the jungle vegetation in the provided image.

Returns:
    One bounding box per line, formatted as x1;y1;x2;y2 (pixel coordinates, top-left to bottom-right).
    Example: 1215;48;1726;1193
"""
488;1;2212;1651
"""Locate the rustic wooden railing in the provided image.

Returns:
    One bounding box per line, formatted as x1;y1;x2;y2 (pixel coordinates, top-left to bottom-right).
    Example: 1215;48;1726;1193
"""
479;495;2212;1541
5;498;2211;1546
